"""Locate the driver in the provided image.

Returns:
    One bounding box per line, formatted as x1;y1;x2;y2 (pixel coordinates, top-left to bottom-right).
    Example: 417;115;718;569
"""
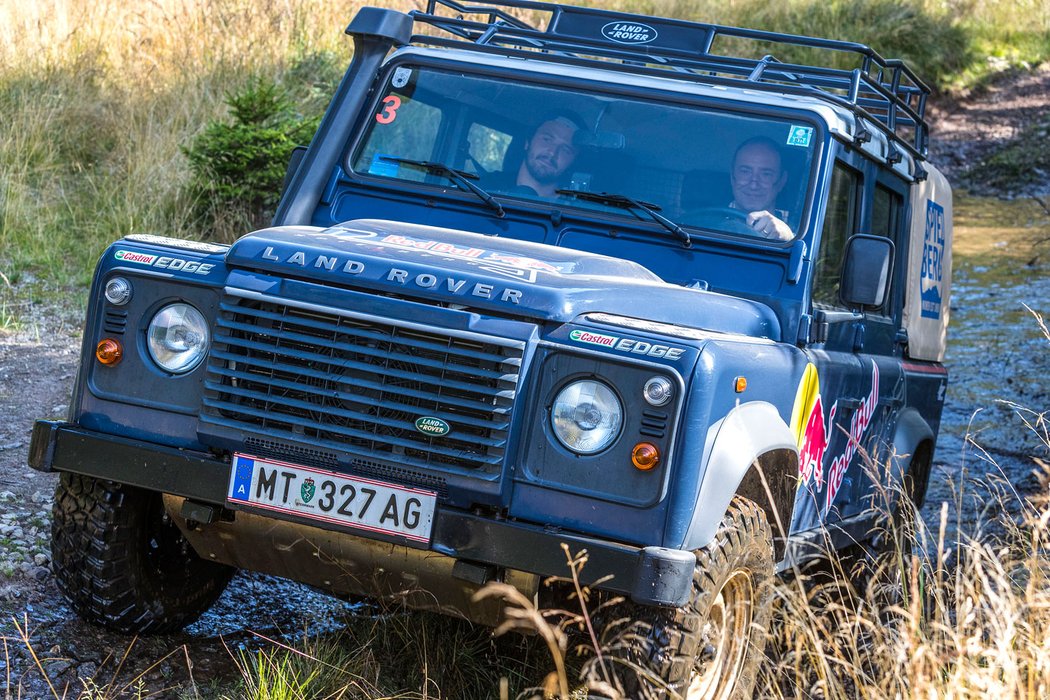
499;112;582;198
729;137;793;241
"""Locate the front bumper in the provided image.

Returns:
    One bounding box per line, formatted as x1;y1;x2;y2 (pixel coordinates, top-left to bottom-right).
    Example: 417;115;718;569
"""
30;420;695;607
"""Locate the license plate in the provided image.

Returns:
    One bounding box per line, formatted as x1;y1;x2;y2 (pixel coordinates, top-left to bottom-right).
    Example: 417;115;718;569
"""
227;454;437;543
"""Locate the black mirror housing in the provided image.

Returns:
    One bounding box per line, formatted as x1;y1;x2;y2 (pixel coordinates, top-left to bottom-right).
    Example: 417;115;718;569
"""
840;234;893;309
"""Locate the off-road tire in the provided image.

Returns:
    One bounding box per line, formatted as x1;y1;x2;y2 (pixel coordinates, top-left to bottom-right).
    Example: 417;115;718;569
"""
51;472;235;634
583;497;774;699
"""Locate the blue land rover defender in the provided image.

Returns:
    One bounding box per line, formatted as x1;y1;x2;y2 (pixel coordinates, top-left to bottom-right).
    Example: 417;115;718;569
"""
30;1;953;696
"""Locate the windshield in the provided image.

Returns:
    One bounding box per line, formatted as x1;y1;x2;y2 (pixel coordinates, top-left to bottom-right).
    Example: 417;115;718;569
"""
352;65;819;241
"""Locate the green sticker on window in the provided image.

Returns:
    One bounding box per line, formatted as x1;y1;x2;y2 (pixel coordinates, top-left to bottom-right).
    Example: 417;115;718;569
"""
786;125;813;147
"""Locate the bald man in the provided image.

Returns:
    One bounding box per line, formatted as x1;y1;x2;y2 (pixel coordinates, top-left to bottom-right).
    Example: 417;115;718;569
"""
730;137;793;241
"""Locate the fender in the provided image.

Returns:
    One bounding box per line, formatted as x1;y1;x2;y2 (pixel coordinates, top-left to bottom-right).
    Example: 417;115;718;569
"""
683;401;798;553
888;407;935;507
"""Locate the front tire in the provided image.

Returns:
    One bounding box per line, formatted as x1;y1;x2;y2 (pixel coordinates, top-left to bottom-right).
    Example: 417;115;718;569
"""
51;473;235;634
584;497;774;699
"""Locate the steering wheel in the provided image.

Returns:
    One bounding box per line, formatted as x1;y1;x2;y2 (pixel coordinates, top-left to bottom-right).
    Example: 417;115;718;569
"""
685;206;749;221
682;206;755;235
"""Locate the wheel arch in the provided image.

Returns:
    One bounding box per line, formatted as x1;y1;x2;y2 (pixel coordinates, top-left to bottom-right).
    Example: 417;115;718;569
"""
890;408;936;509
683;401;798;559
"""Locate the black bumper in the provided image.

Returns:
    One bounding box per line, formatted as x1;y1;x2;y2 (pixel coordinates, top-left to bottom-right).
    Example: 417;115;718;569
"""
30;420;695;607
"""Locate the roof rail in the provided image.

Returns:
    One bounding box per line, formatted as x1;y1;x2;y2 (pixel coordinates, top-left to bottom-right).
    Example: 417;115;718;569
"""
409;0;930;160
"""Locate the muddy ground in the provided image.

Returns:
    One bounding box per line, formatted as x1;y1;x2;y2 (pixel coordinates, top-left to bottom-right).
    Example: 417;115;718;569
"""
0;68;1048;697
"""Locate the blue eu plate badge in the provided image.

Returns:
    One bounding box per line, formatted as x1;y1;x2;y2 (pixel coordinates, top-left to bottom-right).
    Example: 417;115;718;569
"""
229;457;254;502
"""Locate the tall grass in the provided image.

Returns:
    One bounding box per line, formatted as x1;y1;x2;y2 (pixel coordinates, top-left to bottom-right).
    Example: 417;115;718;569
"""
0;0;418;290
230;429;1050;699
759;448;1050;697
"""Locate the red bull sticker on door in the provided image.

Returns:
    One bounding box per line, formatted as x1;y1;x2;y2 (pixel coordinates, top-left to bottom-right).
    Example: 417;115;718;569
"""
791;362;880;512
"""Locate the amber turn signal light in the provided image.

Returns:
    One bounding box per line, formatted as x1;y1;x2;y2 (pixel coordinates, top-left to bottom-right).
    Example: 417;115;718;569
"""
734;376;747;393
96;338;123;365
631;442;660;471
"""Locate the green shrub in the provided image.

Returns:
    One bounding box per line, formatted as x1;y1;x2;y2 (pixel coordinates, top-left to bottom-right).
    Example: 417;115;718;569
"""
183;77;322;239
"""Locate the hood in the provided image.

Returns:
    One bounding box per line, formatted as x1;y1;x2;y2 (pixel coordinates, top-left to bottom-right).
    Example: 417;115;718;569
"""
225;219;780;340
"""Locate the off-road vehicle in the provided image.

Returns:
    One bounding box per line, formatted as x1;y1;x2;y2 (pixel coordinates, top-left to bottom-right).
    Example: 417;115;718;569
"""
30;1;953;696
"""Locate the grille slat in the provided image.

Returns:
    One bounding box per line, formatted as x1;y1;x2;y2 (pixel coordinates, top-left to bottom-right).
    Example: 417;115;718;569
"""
209;348;512;414
222;301;520;366
211;332;517;399
204;413;498;472
201;396;506;460
203;381;511;444
200;294;527;474
215;317;512;382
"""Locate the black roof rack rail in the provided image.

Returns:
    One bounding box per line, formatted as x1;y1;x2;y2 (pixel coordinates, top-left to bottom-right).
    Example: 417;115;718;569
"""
408;0;930;161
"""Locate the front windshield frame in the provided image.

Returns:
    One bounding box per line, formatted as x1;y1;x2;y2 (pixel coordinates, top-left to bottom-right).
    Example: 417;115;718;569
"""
345;54;826;245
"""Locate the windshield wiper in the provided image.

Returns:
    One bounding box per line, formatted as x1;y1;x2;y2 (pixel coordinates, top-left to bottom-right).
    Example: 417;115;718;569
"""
556;189;692;248
380;157;505;218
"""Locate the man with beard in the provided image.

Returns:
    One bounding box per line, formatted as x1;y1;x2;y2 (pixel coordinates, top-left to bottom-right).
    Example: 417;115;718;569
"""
497;113;582;198
728;136;794;240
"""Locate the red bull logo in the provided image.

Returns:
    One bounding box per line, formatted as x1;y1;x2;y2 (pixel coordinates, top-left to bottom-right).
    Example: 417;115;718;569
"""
792;362;880;512
483;252;560;274
824;363;880;510
380;235;486;259
798;394;837;489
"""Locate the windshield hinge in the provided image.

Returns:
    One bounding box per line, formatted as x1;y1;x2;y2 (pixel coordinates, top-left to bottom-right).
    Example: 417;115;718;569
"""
787;239;807;284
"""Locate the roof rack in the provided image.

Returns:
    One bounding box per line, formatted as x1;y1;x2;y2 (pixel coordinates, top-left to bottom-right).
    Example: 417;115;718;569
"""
409;0;930;161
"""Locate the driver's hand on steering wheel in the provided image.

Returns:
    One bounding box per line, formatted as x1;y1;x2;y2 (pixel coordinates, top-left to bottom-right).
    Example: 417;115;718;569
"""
746;211;793;241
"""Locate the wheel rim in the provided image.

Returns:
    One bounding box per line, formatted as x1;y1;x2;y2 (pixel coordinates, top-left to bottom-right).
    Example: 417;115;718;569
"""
687;569;755;700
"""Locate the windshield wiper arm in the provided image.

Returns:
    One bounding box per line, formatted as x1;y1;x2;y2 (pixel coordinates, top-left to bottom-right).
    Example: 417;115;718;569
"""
557;189;692;248
380;157;505;218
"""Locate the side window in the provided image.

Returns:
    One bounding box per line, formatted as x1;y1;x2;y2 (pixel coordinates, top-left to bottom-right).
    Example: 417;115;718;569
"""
467;123;513;174
871;183;902;239
869;183;903;314
812;163;860;309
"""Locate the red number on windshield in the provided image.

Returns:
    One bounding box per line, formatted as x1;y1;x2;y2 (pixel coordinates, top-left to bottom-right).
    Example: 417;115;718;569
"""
376;95;402;124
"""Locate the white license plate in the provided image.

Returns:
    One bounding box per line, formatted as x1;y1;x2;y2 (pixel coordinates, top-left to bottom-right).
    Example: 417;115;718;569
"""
227;454;437;543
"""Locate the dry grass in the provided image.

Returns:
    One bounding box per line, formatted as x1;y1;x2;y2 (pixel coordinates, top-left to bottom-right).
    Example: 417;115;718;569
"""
0;0;420;288
477;415;1050;699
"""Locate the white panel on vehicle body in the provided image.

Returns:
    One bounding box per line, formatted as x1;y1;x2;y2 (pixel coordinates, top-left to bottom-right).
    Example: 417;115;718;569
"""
903;165;953;362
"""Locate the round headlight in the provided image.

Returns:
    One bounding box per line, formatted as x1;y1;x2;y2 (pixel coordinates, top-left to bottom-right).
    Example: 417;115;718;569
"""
147;303;209;374
551;380;623;455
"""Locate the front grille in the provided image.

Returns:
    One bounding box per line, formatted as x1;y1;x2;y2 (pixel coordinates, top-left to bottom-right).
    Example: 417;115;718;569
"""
200;294;525;474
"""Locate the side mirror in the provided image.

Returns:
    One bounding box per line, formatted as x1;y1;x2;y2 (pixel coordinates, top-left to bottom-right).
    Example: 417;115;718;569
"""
281;146;308;196
840;234;893;309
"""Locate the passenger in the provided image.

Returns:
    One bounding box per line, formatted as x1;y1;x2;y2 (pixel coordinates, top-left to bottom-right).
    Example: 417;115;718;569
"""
729;137;793;240
497;113;582;198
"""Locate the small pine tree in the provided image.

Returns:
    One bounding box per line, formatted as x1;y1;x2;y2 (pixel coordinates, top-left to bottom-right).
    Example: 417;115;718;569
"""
184;77;320;238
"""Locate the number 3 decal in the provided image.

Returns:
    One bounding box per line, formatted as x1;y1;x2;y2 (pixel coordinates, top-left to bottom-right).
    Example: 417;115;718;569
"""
376;95;401;124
